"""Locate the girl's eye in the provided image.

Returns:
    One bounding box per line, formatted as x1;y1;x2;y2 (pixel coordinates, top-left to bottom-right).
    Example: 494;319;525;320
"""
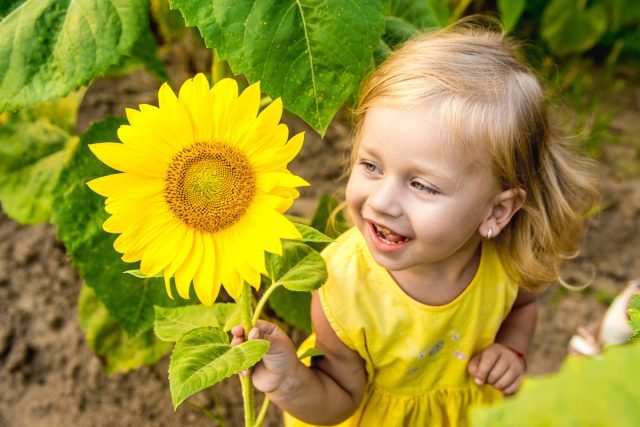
361;161;379;174
411;181;438;195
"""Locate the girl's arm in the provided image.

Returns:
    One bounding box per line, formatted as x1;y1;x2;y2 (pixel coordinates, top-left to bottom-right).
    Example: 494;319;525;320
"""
467;288;537;395
234;291;367;424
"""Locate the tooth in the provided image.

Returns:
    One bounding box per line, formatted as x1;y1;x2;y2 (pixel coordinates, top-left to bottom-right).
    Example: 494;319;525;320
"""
377;224;391;234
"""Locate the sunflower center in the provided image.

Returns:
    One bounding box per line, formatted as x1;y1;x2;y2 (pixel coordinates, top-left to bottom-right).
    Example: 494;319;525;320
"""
165;141;256;233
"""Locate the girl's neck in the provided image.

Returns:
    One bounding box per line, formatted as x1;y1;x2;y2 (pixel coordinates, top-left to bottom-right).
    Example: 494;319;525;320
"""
388;240;483;306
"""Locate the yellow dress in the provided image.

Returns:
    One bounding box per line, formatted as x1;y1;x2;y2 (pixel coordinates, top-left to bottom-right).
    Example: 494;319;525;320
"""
285;227;519;427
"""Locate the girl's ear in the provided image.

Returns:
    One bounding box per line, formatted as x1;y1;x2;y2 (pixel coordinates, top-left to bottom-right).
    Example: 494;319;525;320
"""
480;188;526;238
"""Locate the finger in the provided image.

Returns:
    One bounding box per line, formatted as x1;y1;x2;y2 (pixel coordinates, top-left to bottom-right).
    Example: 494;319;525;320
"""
230;335;245;347
467;355;479;377
500;374;522;396
473;351;500;385
255;320;281;337
231;324;245;338
248;327;260;340
486;359;509;384
493;366;520;391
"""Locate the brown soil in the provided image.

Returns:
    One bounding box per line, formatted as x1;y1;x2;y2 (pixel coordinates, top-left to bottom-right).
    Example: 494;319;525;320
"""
1;47;639;426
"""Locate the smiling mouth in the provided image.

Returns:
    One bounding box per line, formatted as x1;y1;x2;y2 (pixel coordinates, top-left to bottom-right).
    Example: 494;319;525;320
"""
371;222;411;245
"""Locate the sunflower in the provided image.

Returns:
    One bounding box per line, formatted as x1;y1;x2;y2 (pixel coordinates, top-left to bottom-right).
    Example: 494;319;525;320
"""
87;74;308;305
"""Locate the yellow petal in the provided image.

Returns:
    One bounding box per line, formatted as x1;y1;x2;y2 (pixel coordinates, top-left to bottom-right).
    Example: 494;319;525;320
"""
116;210;176;262
158;82;179;110
116;124;177;160
193;233;220;306
221;267;243;301
174;232;203;300
226;81;260;144
89;143;167;177
87;173;165;199
254;208;301;241
164;271;174;300
140;222;182;277
240;205;283;255
211;78;238;142
179;73;214;142
227;224;267;275
164;226;195;278
256;172;309;193
236;97;283;152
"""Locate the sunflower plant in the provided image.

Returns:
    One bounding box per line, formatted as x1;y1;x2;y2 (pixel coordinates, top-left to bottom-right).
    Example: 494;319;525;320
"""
85;73;334;426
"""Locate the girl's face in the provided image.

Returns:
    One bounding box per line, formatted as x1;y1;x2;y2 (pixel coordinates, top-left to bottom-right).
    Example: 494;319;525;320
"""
346;106;502;277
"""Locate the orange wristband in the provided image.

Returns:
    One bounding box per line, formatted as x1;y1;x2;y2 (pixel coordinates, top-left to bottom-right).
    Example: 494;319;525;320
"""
504;345;527;370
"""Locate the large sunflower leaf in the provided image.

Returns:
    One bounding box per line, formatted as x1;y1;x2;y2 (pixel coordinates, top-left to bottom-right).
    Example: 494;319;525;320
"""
541;0;607;56
51;117;189;335
169;326;269;409
0;93;81;224
269;286;312;332
266;241;327;292
472;342;640;426
309;194;350;239
497;0;525;33
79;284;172;375
0;0;149;112
154;303;240;342
293;223;333;244
170;0;385;135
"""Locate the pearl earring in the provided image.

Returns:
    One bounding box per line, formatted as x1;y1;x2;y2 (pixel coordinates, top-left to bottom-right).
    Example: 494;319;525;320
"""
486;228;493;239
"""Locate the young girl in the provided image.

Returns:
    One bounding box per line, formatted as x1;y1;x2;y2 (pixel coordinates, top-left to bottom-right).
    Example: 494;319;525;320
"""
232;20;598;426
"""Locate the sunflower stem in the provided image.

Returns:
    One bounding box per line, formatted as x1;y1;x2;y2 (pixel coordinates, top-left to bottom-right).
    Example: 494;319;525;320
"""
240;281;256;427
252;281;280;325
253;397;271;427
211;49;230;84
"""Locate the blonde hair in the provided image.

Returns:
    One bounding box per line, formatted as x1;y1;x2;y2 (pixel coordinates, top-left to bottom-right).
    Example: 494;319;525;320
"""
352;18;599;292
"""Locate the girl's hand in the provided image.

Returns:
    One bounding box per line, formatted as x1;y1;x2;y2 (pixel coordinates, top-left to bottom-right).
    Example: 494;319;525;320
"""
231;320;301;394
467;343;526;395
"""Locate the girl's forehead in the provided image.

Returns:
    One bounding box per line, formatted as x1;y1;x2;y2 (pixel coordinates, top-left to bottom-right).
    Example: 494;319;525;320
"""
360;106;488;164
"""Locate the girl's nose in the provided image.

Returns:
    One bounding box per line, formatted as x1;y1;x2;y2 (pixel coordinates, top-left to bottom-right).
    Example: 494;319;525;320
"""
367;179;403;218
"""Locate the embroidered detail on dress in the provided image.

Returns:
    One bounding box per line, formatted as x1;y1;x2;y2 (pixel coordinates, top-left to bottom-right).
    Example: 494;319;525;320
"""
428;340;444;357
454;351;467;360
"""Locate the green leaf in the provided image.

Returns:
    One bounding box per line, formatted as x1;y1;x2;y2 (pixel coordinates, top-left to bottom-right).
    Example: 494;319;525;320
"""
105;21;169;81
0;93;81;224
269;286;312;332
498;0;525;33
154;303;239;342
293;223;333;244
169;326;269;408
309;194;350;239
170;0;386;134
51;117;189;335
267;241;327;292
425;0;450;27
629;294;640;342
381;16;421;51
388;0;440;30
472;342;640;426
541;0;608;56
78;284;172;375
0;0;150;112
